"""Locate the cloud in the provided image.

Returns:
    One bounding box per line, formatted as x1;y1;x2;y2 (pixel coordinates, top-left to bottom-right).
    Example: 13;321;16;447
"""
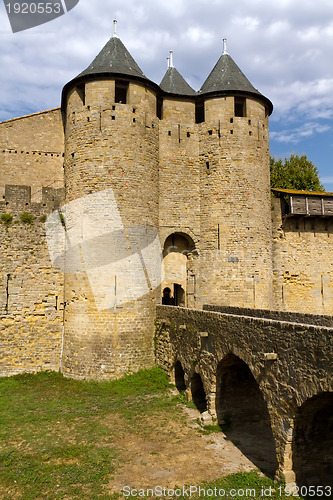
270;122;331;144
1;0;333;182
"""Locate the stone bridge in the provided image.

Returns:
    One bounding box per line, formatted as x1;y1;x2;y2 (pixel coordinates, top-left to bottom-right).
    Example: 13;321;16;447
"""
155;305;333;491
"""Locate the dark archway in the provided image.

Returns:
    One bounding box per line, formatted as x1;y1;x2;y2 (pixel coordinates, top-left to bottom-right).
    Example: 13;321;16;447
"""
191;372;207;413
174;283;185;306
292;392;333;492
162;232;196;307
174;361;186;393
216;353;278;477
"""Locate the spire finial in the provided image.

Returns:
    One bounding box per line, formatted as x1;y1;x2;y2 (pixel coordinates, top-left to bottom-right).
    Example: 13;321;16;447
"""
169;50;174;68
223;38;228;55
113;18;118;38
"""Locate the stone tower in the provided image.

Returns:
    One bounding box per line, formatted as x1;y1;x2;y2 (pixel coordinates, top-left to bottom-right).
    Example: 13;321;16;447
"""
60;25;161;379
196;40;274;309
158;41;273;310
59;30;273;379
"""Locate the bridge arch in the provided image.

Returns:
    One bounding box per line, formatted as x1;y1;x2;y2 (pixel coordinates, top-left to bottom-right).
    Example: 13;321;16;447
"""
190;371;208;413
174;360;186;393
216;353;278;476
292;391;333;490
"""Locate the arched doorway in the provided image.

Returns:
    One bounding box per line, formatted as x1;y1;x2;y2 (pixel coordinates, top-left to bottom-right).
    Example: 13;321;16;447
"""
162;232;196;307
191;372;207;413
174;361;186;393
292;392;333;490
216;353;278;476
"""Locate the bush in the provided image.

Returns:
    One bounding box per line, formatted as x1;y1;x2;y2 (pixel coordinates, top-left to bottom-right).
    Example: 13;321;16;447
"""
20;211;35;224
0;213;13;226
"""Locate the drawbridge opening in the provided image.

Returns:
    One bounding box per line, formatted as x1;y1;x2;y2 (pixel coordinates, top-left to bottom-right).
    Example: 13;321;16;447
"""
174;361;186;393
216;353;278;477
191;372;207;413
292;392;333;491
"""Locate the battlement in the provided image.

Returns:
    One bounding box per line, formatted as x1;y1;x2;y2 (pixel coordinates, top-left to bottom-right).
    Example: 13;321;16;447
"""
0;184;65;215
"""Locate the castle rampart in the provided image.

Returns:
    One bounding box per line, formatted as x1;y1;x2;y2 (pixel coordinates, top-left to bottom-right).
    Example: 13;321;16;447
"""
0;108;64;202
0;184;64;376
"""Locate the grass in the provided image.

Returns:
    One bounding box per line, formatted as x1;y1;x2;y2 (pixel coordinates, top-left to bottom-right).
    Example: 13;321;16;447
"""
0;368;302;499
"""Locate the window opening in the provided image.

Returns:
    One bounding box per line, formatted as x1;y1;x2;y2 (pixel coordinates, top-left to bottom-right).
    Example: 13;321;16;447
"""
115;81;129;104
195;101;205;123
234;97;246;117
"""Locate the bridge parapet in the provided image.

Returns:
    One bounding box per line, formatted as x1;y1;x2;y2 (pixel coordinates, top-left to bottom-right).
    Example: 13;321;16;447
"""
155;305;333;489
203;304;333;327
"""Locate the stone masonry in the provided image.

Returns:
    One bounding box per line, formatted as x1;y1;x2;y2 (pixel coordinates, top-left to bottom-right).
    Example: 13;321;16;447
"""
0;28;332;490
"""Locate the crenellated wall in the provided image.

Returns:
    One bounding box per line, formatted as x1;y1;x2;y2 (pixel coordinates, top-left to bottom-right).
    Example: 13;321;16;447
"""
0;108;65;202
0;184;65;376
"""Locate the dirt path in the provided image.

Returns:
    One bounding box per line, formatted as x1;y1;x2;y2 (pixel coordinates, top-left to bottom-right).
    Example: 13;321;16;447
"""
108;405;259;494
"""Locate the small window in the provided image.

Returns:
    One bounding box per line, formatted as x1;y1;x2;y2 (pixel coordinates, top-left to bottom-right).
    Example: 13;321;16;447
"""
115;81;129;104
76;83;85;105
156;98;163;119
234;97;246;117
195;101;205;123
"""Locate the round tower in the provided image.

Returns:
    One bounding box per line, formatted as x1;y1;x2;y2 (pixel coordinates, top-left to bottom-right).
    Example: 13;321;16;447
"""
60;25;161;379
196;39;274;309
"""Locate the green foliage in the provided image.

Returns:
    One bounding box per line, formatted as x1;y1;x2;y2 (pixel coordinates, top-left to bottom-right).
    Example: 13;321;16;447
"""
179;471;303;499
270;154;325;192
0;368;303;500
58;211;66;228
0;213;13;227
20;211;35;224
39;214;47;223
0;368;174;499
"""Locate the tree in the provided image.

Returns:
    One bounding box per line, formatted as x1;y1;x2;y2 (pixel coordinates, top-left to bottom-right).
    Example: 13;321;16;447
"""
270;154;325;192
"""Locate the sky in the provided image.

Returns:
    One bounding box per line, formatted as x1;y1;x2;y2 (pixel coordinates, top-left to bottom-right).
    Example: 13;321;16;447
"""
0;0;333;190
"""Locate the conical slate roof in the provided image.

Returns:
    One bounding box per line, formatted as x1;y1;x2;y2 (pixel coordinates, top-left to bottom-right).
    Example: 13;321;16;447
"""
77;35;147;81
160;66;196;96
200;48;273;114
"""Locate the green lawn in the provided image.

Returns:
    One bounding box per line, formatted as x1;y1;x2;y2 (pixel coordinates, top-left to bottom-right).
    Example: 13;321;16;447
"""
0;368;301;499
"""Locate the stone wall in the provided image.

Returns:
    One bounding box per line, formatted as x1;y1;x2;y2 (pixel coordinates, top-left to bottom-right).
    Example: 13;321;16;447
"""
0;186;64;376
272;196;333;315
155;305;332;486
197;96;273;309
204;304;333;327
0;108;64;202
61;80;160;379
158;94;273;311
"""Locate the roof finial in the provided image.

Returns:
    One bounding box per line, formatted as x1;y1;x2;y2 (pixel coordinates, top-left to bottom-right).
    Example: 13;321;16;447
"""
113;18;118;38
169;50;174;68
223;38;228;55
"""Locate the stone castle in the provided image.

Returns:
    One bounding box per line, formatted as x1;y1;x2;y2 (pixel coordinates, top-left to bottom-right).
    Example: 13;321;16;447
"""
0;28;332;380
